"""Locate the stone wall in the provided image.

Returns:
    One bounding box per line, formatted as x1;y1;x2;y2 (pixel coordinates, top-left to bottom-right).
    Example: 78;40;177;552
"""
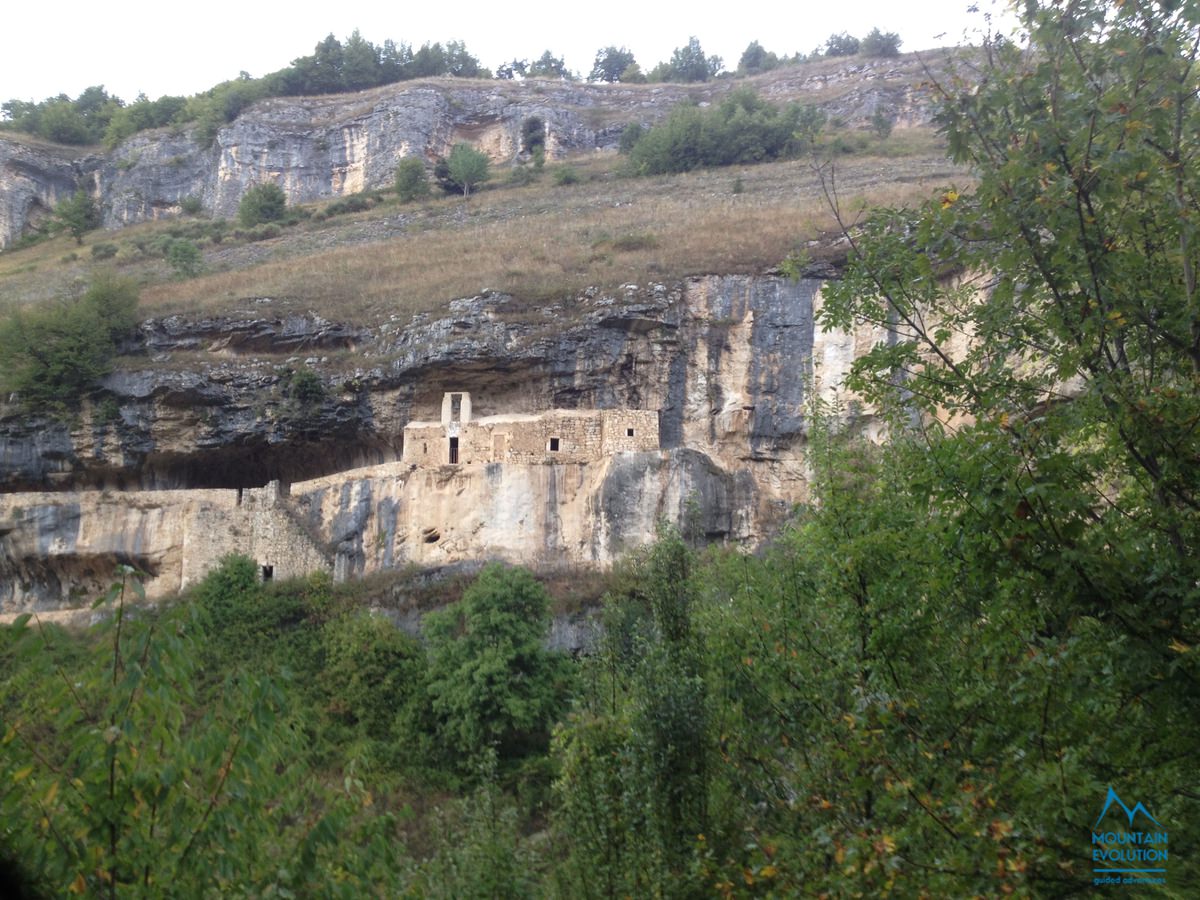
402;408;659;467
0;480;331;616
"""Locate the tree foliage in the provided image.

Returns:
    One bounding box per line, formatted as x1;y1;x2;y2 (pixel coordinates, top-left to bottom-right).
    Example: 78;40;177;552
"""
527;50;573;80
237;182;287;226
54;188;100;244
3;34;487;148
649;37;723;83
0;565;407;896
435;143;491;197
824;32;861;56
589;46;637;83
860;27;902;57
166;238;203;279
626;89;807;174
0;274;139;405
394;156;430;202
737;40;780;75
424;564;571;766
1;86;120;145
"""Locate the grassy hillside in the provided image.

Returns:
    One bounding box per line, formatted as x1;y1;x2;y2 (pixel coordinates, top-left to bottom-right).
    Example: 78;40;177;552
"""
0;129;958;329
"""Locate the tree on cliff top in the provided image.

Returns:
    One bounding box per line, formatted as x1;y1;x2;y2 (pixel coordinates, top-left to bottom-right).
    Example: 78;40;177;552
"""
589;46;637;83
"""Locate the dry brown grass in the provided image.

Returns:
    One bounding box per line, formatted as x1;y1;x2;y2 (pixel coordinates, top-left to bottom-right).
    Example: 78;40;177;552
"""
2;130;965;327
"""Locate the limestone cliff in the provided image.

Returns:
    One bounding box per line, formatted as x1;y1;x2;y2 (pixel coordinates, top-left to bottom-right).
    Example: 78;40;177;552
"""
0;273;886;613
1;54;943;247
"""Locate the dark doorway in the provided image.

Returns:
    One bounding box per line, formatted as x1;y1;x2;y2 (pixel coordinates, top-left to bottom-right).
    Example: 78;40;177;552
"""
262;565;274;582
449;436;459;464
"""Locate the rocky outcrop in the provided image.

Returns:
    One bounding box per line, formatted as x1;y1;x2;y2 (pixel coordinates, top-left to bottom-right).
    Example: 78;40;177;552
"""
0;272;892;612
0;53;949;247
0;137;98;248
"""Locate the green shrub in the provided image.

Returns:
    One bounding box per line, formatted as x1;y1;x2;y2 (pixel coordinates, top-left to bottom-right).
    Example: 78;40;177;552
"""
434;143;490;197
618;122;644;154
824;32;861;56
322;612;429;760
54;188;100;244
861;27;902;57
424;564;572;767
627;89;803;175
507;164;539;186
90;242;118;260
166;238;203;278
208;219;228;243
870;108;894;139
324;193;373;216
179;195;203;215
237;182;287;226
233;222;282;242
552;165;580;186
0;274;139;405
394;156;431;202
287;367;326;406
521;116;546;154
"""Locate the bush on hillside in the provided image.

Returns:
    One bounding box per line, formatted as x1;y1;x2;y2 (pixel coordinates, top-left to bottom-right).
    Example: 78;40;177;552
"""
237;182;287;227
0;274;139;405
394;156;431;202
626;89;806;175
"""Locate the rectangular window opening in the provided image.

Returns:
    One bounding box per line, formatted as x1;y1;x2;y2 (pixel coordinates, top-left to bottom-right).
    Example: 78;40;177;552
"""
450;394;463;421
626;427;635;437
549;437;560;452
449;436;459;464
261;565;274;582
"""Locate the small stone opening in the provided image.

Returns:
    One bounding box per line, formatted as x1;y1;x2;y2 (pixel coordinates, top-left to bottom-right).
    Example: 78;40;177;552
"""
549;437;560;452
449;436;459;464
261;564;274;582
626;427;635;437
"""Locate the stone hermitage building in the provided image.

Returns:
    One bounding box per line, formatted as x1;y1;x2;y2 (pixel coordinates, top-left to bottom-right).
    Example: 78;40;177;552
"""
0;393;664;617
402;392;660;467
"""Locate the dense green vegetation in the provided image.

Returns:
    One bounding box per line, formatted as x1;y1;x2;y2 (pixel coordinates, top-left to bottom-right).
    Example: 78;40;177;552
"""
236;182;287;227
2;1;1197;895
434;144;492;197
623;89;822;175
0;274;139;405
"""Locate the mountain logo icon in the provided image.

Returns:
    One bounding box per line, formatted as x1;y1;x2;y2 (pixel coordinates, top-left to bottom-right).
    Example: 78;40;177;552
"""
1093;786;1163;830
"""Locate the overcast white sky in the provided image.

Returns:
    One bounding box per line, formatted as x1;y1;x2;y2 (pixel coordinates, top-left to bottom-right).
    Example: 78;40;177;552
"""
2;1;1019;104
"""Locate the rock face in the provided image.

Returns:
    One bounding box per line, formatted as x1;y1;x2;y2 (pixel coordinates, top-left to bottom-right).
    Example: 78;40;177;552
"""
0;274;888;613
0;54;944;247
0;138;98;248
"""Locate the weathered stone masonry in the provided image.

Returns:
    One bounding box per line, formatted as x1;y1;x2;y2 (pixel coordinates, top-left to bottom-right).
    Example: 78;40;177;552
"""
402;392;659;467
